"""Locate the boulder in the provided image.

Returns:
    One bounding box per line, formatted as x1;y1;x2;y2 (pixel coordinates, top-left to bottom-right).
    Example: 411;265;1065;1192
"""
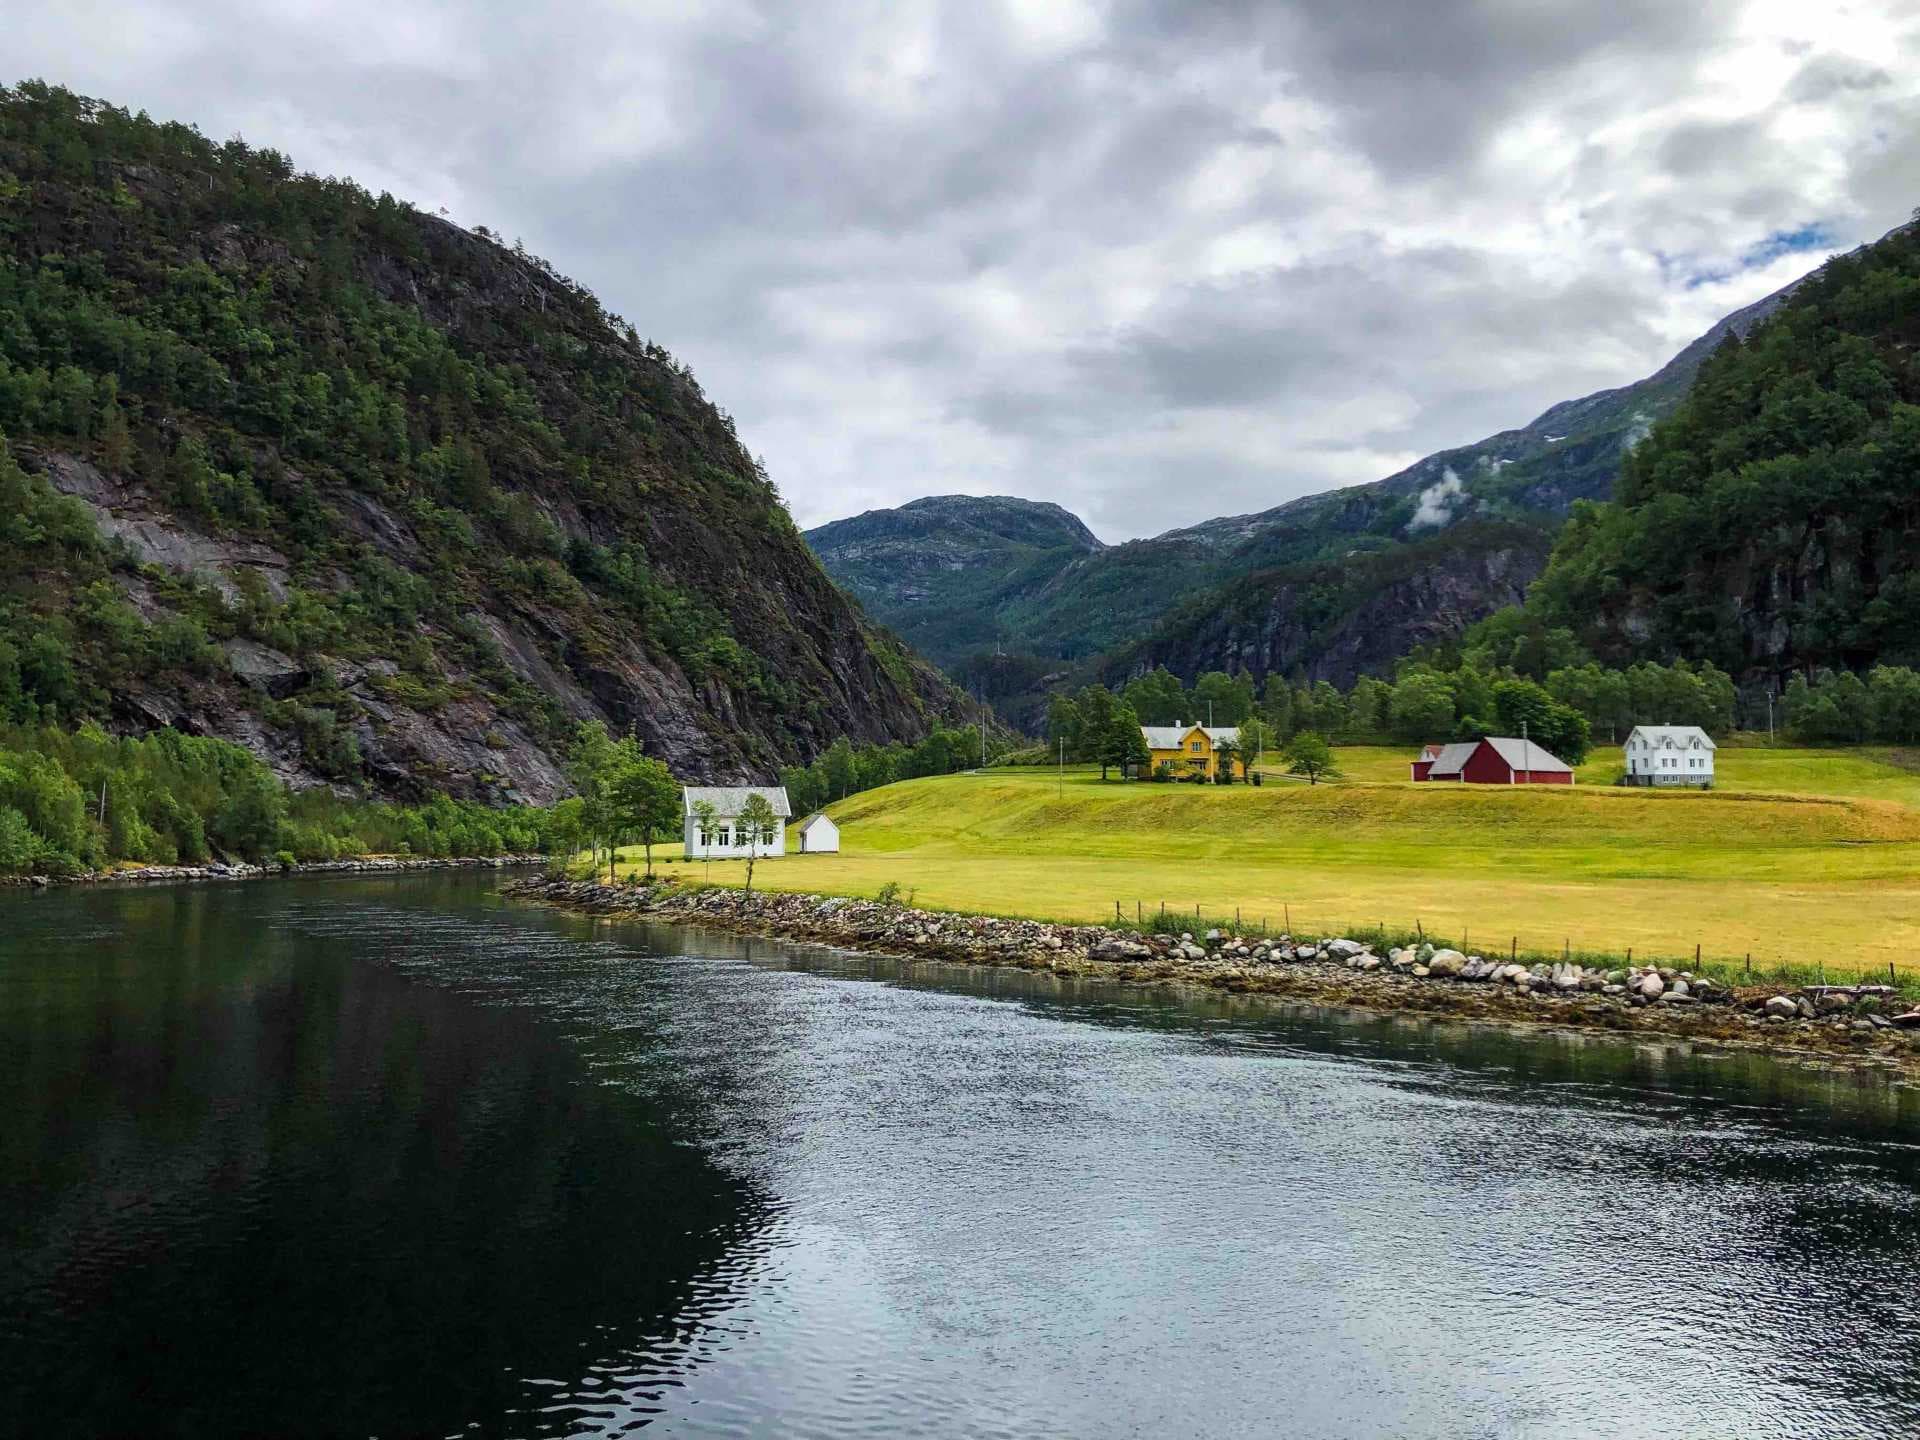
1324;939;1366;960
1428;949;1467;977
1764;996;1798;1019
1637;973;1665;1000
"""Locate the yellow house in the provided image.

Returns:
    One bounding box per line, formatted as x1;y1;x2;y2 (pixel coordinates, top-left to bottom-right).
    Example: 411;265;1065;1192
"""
1140;724;1240;780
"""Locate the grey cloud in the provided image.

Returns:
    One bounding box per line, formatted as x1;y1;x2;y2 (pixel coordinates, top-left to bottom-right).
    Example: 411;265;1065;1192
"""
8;0;1920;540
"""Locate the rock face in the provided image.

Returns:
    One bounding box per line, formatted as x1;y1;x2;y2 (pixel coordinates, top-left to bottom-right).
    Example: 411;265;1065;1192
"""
1108;529;1550;692
2;87;977;804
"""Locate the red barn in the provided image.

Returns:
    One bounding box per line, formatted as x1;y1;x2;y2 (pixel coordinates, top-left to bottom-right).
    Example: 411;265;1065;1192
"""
1415;737;1573;785
1409;743;1445;781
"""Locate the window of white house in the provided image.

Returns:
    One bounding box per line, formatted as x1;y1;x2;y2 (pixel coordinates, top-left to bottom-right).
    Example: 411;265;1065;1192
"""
760;825;776;844
717;828;731;847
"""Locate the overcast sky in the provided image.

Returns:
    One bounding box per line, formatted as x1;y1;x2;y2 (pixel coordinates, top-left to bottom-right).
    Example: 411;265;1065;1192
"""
16;1;1920;539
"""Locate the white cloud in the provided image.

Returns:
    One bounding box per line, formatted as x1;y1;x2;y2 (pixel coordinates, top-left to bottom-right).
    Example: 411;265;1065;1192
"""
8;0;1920;541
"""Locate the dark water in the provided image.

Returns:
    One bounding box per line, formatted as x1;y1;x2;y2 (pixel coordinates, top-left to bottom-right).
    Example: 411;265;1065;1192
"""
5;876;1920;1438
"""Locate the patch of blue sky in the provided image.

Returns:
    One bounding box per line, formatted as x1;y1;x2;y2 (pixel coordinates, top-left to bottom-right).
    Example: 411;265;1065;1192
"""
1659;223;1835;290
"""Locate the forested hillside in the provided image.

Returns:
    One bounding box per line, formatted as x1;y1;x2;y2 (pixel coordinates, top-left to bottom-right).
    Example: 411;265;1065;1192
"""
0;82;970;802
1507;217;1920;683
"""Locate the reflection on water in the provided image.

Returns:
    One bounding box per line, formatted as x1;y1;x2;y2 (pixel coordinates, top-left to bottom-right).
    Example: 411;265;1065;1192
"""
4;875;1920;1438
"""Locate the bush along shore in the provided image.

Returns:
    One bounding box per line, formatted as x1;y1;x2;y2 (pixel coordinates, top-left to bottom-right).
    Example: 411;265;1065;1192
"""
8;854;546;888
506;876;1920;1075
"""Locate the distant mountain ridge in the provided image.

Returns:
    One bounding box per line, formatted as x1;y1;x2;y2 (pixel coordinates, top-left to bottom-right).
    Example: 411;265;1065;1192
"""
805;269;1812;724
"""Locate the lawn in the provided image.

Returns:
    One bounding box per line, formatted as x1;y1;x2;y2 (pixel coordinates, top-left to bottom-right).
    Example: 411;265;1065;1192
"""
617;751;1920;972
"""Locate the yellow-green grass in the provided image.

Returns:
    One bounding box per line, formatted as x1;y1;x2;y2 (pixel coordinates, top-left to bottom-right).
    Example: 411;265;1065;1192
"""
1309;741;1920;807
617;761;1920;972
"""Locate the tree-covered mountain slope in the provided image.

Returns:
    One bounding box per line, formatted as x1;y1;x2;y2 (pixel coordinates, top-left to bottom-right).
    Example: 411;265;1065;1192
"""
0;83;973;801
803;495;1103;667
1499;218;1920;684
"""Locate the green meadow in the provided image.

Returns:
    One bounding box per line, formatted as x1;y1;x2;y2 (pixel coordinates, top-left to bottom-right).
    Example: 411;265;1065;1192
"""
619;743;1920;974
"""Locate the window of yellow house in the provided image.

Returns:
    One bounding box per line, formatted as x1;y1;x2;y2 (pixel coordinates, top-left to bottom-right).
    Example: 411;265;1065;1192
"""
1189;740;1202;752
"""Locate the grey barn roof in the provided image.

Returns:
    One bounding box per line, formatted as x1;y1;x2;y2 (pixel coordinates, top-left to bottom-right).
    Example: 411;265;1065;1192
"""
681;785;792;819
794;811;835;831
1425;741;1481;777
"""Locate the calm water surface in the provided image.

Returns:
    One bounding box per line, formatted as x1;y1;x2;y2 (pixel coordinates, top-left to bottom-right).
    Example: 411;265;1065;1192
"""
4;874;1920;1438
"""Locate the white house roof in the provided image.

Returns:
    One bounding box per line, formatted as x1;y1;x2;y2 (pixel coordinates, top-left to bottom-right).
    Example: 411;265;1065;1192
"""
681;785;792;819
1626;725;1716;751
794;812;836;832
1480;736;1573;773
1425;742;1481;777
1140;724;1241;749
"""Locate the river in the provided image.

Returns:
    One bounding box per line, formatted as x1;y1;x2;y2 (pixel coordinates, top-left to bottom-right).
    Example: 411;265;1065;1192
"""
4;873;1919;1437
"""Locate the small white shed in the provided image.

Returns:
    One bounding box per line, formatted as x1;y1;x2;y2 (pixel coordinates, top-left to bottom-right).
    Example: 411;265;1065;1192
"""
1623;725;1716;788
793;812;840;854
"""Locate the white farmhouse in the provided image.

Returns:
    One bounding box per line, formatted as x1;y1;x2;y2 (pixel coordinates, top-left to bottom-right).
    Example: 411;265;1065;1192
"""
682;786;792;859
1623;726;1716;788
793;812;840;853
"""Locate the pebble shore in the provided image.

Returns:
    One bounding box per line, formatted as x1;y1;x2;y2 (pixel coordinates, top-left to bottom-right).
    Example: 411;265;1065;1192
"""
506;875;1920;1077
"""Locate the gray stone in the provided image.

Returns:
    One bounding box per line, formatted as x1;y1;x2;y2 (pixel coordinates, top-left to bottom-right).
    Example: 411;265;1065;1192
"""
1764;996;1798;1019
1637;973;1666;1000
1428;949;1467;977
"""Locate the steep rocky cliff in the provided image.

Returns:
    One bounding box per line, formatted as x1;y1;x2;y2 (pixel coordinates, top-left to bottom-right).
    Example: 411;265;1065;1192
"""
0;84;972;801
1100;522;1552;690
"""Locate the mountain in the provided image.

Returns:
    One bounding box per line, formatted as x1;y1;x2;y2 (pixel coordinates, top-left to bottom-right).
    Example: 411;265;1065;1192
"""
807;270;1804;720
0;82;972;801
803;495;1104;667
1500;217;1920;684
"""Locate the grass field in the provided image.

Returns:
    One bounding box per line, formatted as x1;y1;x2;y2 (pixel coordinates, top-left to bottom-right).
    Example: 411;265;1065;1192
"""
616;745;1920;975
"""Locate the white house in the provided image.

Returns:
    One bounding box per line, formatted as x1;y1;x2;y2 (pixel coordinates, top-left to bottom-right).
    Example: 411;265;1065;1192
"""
682;786;792;858
793;812;840;853
1623;725;1716;788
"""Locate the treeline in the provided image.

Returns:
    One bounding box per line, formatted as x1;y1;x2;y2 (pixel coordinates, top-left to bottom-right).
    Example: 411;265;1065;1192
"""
1040;654;1746;768
0;724;553;876
1782;667;1920;743
779;726;1018;815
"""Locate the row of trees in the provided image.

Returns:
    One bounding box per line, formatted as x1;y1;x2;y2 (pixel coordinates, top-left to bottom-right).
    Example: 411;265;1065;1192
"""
1782;667;1920;744
1052;655;1755;769
779;725;1015;815
0;723;554;875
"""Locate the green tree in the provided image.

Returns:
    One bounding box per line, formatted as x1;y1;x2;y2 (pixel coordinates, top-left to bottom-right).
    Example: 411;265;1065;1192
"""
1281;731;1340;786
1491;679;1591;765
1076;685;1118;774
565;720;618;876
691;798;719;879
1045;693;1081;759
1238;716;1272;774
1105;700;1150;779
736;791;777;897
1122;666;1186;726
1260;675;1294;739
609;752;679;879
1191;670;1253;725
1387;670;1455;741
1212;733;1240;783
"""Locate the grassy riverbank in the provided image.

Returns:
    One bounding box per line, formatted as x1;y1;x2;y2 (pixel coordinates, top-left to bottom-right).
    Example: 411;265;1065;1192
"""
614;752;1920;975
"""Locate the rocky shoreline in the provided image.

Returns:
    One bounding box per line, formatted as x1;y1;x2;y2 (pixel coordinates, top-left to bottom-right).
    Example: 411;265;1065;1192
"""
7;854;547;889
505;876;1920;1077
